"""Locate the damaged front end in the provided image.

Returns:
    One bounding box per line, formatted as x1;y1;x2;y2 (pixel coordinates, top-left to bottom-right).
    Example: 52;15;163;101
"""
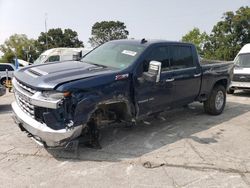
11;78;83;148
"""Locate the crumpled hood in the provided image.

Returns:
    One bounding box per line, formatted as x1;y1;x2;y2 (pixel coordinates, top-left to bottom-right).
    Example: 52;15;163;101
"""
14;61;118;90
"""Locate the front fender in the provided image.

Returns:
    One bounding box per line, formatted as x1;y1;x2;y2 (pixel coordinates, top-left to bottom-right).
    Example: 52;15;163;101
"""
61;77;132;126
73;93;101;126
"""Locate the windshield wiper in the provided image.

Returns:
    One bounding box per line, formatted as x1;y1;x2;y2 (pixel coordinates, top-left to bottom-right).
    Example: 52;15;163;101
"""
89;62;107;68
82;60;107;68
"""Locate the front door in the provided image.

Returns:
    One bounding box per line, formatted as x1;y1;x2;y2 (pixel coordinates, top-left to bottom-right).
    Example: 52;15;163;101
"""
135;45;174;116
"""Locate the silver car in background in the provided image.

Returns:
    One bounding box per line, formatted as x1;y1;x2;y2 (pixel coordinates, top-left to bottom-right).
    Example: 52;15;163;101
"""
0;63;15;87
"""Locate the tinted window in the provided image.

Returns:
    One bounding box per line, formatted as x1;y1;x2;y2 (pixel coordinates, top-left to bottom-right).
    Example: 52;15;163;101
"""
144;46;170;72
47;55;60;62
170;46;194;69
0;65;14;71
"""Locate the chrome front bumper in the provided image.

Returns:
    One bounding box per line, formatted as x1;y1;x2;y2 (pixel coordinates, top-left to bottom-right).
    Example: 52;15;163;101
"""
11;101;83;147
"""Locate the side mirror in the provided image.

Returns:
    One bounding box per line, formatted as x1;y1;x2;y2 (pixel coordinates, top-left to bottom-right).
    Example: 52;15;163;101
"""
73;51;82;61
142;61;162;83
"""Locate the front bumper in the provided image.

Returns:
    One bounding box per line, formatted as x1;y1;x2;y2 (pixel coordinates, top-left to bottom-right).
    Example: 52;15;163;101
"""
11;101;83;147
229;81;250;90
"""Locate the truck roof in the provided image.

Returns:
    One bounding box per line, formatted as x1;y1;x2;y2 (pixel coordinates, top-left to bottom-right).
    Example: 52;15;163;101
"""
111;39;194;47
41;48;85;56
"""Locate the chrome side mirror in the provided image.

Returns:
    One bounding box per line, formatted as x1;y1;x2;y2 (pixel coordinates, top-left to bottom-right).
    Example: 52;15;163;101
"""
142;61;162;83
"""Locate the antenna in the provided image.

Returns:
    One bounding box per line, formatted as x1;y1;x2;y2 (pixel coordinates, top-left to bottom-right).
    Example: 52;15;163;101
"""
45;13;48;50
141;38;147;44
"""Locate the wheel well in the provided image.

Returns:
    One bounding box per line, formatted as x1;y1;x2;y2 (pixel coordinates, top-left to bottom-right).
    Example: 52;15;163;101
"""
97;101;131;121
1;77;11;81
198;79;228;102
213;79;228;89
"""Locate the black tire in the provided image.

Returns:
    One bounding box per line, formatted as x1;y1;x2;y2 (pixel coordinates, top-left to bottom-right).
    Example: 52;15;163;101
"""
204;85;226;115
227;88;234;94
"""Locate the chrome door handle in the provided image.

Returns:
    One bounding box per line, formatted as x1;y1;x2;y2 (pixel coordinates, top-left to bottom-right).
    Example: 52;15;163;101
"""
194;73;201;77
165;78;175;82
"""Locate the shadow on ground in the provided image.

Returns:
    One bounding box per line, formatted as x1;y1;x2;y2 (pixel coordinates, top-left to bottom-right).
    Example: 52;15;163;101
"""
47;97;250;162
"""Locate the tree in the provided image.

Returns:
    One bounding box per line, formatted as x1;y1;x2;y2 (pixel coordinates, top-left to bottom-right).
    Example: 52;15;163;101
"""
0;34;38;63
182;28;208;56
36;28;84;53
89;21;129;47
203;6;250;60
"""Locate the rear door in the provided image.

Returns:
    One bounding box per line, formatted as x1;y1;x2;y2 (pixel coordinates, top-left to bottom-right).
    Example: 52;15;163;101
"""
169;45;201;106
135;45;174;115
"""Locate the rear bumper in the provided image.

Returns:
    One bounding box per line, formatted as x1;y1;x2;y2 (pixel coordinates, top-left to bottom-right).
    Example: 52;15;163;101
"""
229;81;250;90
11;101;83;147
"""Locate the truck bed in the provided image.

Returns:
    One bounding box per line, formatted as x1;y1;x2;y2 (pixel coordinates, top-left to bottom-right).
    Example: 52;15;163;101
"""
200;59;233;65
199;60;234;99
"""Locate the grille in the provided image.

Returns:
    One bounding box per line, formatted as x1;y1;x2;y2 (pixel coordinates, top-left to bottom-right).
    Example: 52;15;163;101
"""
16;80;36;95
15;93;35;118
13;79;58;125
13;80;36;118
233;74;250;82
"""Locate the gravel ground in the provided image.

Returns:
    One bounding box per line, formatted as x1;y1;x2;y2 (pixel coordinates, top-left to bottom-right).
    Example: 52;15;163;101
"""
0;91;250;188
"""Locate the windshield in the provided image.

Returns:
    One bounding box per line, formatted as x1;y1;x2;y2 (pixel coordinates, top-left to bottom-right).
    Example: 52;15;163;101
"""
81;42;145;69
235;53;250;68
34;55;47;64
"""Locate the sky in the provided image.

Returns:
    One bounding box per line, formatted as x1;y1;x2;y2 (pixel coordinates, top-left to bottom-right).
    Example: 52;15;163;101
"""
0;0;249;47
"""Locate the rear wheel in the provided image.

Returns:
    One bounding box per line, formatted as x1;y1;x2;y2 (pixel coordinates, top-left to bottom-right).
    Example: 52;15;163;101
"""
204;85;226;115
227;88;234;94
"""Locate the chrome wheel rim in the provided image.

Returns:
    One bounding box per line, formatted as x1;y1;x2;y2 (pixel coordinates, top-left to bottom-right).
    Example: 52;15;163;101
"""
215;91;224;110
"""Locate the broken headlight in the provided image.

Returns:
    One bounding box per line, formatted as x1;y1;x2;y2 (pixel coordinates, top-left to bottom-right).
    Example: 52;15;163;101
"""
42;91;71;100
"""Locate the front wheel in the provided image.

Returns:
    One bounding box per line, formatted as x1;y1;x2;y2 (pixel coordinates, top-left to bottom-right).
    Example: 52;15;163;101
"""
204;85;226;115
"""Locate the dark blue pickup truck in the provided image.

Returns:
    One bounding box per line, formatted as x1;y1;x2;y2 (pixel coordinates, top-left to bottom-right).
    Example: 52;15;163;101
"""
12;39;234;148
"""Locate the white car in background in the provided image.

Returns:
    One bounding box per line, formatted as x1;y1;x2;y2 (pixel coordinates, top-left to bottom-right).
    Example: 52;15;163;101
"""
228;44;250;94
33;47;92;64
0;63;15;87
